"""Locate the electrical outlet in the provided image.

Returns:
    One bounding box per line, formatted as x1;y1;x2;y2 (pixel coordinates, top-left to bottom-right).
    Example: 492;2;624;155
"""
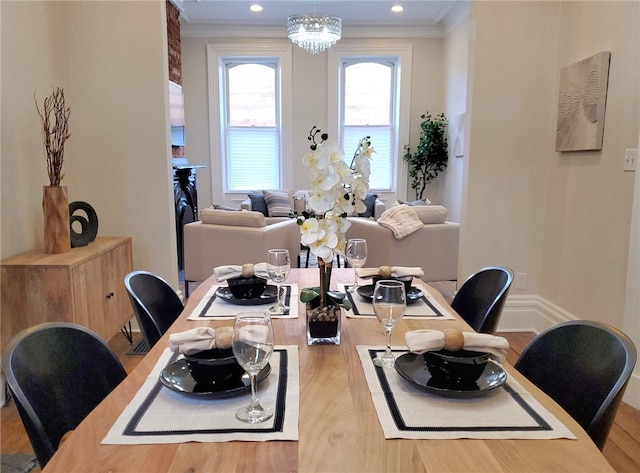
515;272;528;290
624;148;637;172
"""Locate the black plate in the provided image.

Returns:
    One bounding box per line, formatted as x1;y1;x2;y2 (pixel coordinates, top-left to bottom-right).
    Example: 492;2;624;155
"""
215;285;278;306
159;358;271;399
357;284;425;304
394;353;507;398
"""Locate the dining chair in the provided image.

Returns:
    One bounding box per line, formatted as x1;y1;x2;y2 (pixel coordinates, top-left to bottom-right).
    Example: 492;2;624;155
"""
124;270;184;349
515;320;637;450
450;266;514;334
1;322;127;468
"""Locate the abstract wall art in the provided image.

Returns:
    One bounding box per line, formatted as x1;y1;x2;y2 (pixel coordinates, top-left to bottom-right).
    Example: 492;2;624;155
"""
555;51;611;152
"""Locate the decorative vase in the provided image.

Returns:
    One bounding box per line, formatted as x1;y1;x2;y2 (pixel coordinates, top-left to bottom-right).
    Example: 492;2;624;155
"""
306;258;341;345
42;185;70;254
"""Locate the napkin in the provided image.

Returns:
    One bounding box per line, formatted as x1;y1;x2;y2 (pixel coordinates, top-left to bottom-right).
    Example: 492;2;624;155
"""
405;329;509;364
214;262;269;281
355;266;424;279
169;327;217;355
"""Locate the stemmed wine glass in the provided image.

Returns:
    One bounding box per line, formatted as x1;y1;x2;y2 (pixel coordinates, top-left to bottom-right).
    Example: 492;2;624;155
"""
267;249;290;315
372;280;407;368
232;311;275;423
346;238;367;294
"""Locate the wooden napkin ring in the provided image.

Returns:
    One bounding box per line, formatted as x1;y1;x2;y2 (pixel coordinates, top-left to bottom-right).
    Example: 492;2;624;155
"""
241;263;254;278
443;329;464;351
379;266;392;278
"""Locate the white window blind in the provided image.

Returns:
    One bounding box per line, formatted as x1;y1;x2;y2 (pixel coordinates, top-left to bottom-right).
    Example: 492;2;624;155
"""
226;127;279;191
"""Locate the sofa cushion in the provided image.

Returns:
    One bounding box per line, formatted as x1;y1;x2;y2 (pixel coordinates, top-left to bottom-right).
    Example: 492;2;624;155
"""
358;193;378;218
263;190;294;217
377;204;423;240
200;208;265;227
213;204;239;211
247;193;269;217
412;205;448;224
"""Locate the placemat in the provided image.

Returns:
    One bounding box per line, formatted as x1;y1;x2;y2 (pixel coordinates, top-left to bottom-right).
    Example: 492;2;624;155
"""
357;345;576;440
340;284;455;320
103;346;299;444
188;285;299;320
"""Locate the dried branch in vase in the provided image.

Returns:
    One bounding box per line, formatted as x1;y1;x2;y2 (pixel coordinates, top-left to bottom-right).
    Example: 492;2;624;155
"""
35;87;71;187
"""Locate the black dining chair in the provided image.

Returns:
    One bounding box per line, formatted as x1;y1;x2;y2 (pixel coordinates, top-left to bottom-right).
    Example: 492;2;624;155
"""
124;271;184;349
2;322;127;468
450;266;514;334
515;320;637;450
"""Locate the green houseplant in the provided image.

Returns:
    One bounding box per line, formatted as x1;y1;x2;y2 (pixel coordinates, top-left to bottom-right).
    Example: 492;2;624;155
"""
403;112;448;201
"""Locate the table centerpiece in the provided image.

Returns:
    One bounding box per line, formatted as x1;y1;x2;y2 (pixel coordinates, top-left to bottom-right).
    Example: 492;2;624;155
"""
298;126;374;344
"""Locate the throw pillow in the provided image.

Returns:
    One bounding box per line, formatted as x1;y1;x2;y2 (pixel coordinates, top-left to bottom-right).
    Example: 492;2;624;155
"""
412;205;448;224
213;204;239;211
377;204;423;240
263;190;294;217
247;193;269;217
397;198;431;206
358;193;378;218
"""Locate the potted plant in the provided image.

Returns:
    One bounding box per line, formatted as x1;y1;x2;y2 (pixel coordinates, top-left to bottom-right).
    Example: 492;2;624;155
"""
403;112;448;201
298;127;374;345
36;87;71;253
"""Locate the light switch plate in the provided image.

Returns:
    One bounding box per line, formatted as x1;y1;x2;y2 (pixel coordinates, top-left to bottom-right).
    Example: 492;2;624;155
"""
624;148;637;171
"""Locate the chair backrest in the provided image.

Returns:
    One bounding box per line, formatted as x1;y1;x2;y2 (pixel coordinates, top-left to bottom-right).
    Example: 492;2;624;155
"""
124;271;184;348
1;322;127;468
450;266;513;334
514;320;637;450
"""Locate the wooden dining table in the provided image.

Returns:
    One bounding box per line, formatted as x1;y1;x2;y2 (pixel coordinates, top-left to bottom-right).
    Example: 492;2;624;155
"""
43;268;615;472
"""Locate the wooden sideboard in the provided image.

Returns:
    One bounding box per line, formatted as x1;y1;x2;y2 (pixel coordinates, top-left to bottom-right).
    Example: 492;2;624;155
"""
1;236;133;349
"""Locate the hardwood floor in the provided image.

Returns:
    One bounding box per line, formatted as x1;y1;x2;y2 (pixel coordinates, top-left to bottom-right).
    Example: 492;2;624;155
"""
2;328;639;472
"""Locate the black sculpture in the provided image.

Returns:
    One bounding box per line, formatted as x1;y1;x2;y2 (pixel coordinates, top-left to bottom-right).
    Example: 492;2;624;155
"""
69;201;98;248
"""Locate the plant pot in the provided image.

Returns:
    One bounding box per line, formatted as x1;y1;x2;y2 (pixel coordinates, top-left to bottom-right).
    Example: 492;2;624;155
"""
306;303;341;345
42;186;70;254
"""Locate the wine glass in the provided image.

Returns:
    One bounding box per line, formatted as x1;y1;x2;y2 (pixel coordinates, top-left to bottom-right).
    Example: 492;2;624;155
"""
346;238;367;293
372;280;406;368
267;249;290;315
232;311;275;423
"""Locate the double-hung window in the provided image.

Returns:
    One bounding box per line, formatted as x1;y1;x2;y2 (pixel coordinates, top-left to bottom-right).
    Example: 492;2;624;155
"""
329;45;412;193
208;45;292;197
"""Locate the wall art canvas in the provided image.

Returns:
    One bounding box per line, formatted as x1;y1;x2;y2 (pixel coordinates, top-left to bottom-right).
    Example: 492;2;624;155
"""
555;51;611;152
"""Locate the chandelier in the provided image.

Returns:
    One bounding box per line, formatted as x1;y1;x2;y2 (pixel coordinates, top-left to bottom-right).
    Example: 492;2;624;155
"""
287;13;342;55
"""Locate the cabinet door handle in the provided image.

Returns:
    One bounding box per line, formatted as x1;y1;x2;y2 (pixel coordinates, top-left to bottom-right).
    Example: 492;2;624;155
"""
106;292;114;299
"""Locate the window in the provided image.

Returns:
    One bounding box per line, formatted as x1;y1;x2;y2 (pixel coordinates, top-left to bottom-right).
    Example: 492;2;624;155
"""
328;45;412;193
207;45;293;198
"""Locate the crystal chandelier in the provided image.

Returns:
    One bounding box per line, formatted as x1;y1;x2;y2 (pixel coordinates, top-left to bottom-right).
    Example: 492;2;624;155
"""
287;13;342;55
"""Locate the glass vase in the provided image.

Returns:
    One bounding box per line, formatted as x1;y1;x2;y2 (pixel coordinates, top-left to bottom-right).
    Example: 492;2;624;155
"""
306;257;341;345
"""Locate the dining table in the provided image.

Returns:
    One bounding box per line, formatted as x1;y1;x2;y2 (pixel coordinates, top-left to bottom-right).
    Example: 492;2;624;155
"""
43;268;615;472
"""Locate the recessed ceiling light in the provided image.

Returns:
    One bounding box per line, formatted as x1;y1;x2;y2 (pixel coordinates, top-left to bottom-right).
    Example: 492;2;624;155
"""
250;4;263;13
391;5;404;13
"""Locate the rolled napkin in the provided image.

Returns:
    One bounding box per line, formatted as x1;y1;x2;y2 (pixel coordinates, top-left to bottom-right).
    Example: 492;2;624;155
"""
169;327;217;355
214;262;269;281
355;266;424;279
405;329;510;364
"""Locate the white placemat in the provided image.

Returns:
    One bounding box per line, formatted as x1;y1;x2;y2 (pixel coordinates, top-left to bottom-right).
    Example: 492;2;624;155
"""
357;345;576;440
188;284;299;320
103;346;299;444
340;284;455;320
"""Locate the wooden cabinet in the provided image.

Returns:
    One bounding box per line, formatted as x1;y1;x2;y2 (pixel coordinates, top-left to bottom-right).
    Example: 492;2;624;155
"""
1;236;133;348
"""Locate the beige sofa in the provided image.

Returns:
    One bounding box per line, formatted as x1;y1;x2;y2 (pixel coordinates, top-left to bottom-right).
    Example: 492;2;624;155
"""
345;205;460;282
183;208;301;296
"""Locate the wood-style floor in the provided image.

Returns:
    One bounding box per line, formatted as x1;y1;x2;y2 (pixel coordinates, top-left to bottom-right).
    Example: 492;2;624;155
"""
2;299;639;472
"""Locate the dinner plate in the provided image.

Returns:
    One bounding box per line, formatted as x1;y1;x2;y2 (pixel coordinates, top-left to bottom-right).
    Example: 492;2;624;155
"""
160;359;271;399
357;284;425;304
394;353;507;398
215;285;278;306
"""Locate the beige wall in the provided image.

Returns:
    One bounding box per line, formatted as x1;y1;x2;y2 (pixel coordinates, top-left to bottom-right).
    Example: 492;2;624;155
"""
1;1;179;288
180;36;446;209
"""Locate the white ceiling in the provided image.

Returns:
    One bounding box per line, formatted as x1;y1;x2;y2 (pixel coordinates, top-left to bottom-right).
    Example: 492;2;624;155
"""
173;0;469;37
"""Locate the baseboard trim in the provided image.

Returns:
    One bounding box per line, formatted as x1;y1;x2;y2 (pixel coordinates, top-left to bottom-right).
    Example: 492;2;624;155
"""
500;295;640;409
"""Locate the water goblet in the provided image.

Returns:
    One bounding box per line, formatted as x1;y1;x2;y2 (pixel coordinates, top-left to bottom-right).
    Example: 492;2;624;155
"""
232;311;275;423
267;249;290;315
372;280;407;368
346;238;367;294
